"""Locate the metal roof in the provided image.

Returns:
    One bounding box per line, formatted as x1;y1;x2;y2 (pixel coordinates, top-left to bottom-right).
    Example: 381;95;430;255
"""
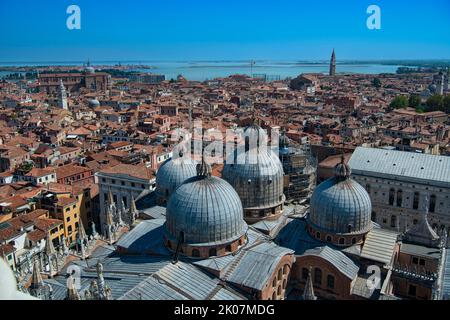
226;242;294;291
360;227;399;265
442;250;450;300
116;219;171;255
303;246;359;280
349;147;450;188
400;243;441;259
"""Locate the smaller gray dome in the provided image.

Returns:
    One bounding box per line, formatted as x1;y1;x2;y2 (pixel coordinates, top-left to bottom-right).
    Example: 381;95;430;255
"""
155;155;197;201
88;99;100;107
308;162;372;236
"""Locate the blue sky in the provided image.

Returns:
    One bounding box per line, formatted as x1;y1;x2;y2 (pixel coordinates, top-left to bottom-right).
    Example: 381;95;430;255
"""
1;0;450;62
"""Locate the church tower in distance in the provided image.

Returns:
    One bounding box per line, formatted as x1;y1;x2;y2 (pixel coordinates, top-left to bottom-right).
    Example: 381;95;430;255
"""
329;49;336;76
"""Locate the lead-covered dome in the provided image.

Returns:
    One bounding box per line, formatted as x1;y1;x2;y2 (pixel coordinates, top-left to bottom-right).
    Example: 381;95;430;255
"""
222;124;285;223
165;158;248;258
308;157;372;245
155;151;197;203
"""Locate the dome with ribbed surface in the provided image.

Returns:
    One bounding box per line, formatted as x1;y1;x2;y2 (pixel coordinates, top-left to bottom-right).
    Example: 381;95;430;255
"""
165;167;248;246
308;163;372;236
223;149;284;210
222;124;285;214
155;155;197;202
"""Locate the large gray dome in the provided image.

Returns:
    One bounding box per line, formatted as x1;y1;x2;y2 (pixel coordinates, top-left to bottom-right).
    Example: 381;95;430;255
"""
155;155;197;202
308;162;372;235
165;163;248;246
222;124;285;211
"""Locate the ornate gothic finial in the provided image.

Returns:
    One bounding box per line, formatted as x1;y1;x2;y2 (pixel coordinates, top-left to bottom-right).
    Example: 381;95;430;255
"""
95;261;112;300
107;188;114;204
78;219;87;241
66;273;81;300
29;258;45;298
45;234;55;257
303;267;317;300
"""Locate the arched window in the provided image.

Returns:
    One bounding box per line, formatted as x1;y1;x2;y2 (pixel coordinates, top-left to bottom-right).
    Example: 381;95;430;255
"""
225;245;232;252
327;275;335;289
389;189;395;206
272;292;276;300
339;238;345;245
326;235;332;242
278;269;283;280
430;195;436;213
314;268;322;286
316;231;321;239
352;237;357;245
347;224;353;233
282;279;287;289
272;278;277;287
192;249;200;257
396;190;403;207
391;215;397;228
277;286;281;295
371;211;376;222
209;248;217;257
167;240;172;249
413;192;420;210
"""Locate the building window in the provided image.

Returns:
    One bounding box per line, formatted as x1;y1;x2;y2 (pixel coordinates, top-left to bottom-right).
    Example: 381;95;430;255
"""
225;245;232;252
412;257;419;265
389;189;395;206
419;259;425;266
396;190;403;207
192;249;200;257
339;238;345;245
314;268;322;286
326;235;332;242
413;192;420;210
316;231;321;239
327;275;335;289
391;215;397;228
208;248;217;257
371;211;376;222
430;195;436;213
351;237;357;244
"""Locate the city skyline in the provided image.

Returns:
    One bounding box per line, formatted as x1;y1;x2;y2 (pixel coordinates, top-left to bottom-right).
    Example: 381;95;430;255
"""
1;0;450;62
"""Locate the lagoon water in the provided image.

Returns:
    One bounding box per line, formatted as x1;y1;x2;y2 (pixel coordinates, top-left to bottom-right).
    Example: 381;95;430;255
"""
0;61;402;81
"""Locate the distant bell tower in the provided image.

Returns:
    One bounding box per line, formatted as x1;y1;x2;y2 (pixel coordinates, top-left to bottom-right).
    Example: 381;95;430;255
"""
57;79;68;110
329;49;336;76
